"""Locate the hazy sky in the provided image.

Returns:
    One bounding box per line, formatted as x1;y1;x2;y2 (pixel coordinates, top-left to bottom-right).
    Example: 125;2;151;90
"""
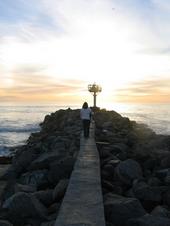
0;0;170;106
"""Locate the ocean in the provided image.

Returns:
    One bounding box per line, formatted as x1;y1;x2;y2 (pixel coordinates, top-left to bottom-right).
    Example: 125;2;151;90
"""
0;104;169;156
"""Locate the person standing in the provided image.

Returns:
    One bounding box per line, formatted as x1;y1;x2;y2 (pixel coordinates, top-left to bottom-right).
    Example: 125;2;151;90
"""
80;102;92;138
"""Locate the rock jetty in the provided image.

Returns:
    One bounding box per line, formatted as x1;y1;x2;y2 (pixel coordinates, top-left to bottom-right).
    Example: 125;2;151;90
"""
95;109;170;226
0;108;170;226
0;109;81;226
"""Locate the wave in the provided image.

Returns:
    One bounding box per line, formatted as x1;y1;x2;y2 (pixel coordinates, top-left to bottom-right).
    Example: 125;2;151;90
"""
0;124;40;133
0;146;11;156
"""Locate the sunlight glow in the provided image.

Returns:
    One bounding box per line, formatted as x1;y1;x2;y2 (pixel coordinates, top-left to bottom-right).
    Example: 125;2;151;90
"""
1;0;170;104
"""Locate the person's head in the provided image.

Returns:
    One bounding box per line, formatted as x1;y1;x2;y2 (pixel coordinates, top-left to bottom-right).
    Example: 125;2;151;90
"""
82;102;88;109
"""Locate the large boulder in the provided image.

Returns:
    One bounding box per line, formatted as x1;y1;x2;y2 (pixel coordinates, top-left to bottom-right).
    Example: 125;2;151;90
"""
127;214;170;226
53;179;69;202
151;205;170;218
48;202;61;215
132;180;163;211
160;153;170;168
102;180;123;195
48;157;75;185
163;190;170;207
147;177;161;186
41;221;55;226
132;180;162;202
155;169;170;180
33;189;54;207
14;183;37;193
0;220;13;226
110;143;128;160
102;163;115;181
11;147;39;176
115;159;143;185
2;192;48;225
19;169;49;189
28;152;65;170
104;193;146;226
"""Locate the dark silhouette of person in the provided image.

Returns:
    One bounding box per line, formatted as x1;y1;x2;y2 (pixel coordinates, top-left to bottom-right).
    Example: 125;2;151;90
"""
80;102;92;138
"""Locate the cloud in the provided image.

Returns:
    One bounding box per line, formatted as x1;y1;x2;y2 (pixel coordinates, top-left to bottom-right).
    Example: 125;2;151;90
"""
0;64;86;103
1;0;170;49
0;0;65;46
114;0;170;54
0;84;84;102
1;0;170;104
115;78;170;103
151;0;170;11
137;47;170;55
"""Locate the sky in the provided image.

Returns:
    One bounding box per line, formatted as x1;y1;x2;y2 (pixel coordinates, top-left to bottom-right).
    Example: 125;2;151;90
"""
0;0;170;107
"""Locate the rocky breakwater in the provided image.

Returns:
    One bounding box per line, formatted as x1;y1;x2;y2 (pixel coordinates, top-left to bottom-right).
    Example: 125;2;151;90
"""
95;109;170;226
0;109;81;226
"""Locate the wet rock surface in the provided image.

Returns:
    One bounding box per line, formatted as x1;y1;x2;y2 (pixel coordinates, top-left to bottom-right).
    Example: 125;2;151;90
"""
95;109;170;226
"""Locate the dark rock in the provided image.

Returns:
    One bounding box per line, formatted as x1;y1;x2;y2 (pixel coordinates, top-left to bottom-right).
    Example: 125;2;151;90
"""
106;223;115;226
53;179;69;202
110;144;128;160
107;159;121;168
143;158;156;171
48;202;61;214
19;170;49;189
100;155;118;168
132;180;162;202
102;121;113;130
11;147;39;177
14;183;37;193
0;109;82;225
147;177;161;186
115;150;127;161
104;193;146;226
1;181;16;203
41;221;55;226
0;220;12;226
2;192;48;225
0;157;12;164
46;212;58;221
127;214;170;226
102;181;115;192
1;165;18;180
163;190;170;207
155;169;170;180
115;159;143;186
28;152;65;170
161;154;170;168
101;169;113;181
164;175;170;185
24;218;42;226
98;148;112;159
102;164;115;180
125;188;135;198
0;220;13;226
151;205;170;218
33;190;53;207
132;180;162;211
48;157;75;185
102;164;115;173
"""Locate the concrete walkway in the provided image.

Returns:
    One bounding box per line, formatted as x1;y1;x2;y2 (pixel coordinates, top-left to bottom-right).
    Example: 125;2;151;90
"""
55;122;106;226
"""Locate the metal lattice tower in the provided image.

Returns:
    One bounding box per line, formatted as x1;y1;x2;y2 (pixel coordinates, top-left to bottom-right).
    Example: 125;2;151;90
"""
88;83;102;107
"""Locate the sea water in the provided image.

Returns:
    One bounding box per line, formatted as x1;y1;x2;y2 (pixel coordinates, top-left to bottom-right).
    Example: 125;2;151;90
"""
0;103;169;156
0;105;71;156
